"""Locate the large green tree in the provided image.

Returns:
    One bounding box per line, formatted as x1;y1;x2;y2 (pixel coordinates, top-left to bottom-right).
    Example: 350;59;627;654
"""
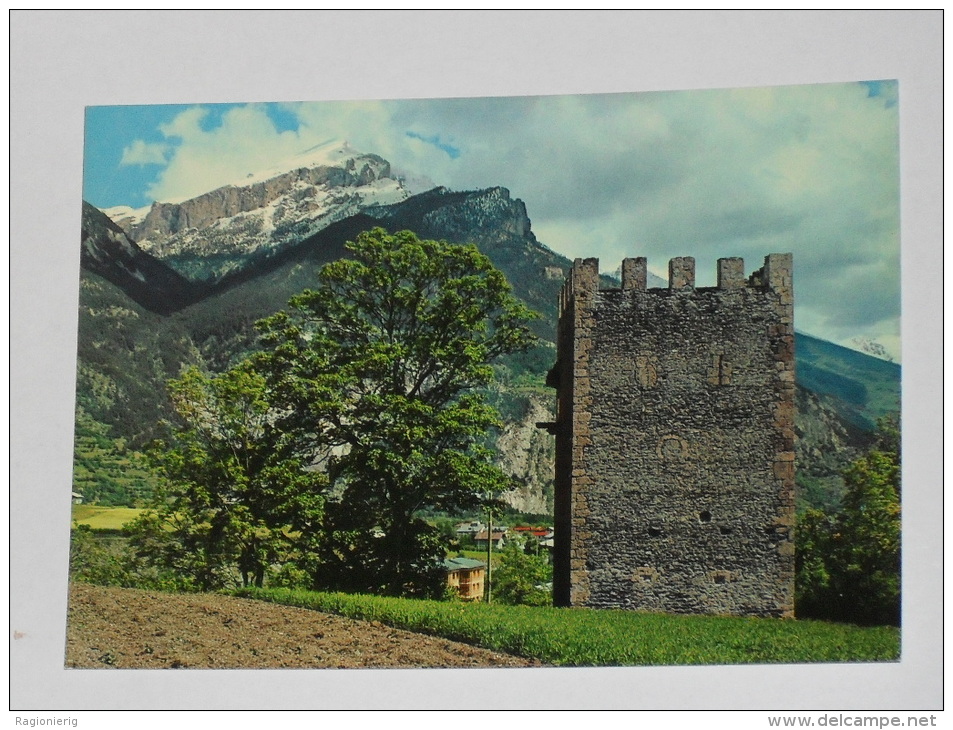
258;228;538;598
129;362;326;590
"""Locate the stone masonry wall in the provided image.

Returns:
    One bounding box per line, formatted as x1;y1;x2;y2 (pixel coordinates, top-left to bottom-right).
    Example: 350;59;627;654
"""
547;254;795;617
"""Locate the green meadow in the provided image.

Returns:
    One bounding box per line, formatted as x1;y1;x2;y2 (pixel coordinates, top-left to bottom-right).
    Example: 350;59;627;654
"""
71;505;144;532
236;587;900;667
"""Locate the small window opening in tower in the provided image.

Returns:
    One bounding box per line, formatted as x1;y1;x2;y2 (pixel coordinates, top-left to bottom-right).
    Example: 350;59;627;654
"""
708;353;732;385
718;355;731;384
699;511;712;523
648;526;662;537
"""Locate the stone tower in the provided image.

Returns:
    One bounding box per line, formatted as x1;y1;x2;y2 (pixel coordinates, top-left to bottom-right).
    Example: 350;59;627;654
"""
540;254;795;617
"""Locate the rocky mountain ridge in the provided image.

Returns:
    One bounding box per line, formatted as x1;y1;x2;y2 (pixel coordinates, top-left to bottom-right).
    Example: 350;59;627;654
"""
108;143;422;281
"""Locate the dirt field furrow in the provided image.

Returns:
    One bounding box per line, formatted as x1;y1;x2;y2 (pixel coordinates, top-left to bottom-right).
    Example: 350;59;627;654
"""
65;583;538;669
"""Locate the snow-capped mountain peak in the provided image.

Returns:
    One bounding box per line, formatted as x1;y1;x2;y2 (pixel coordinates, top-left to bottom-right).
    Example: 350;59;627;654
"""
101;204;152;229
230;139;364;188
846;336;899;363
102;144;436;281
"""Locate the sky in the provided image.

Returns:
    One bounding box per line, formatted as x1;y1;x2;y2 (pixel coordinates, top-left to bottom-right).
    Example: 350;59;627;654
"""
83;81;901;360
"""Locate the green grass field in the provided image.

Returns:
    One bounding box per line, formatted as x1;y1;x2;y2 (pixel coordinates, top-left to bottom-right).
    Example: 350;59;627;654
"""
454;549;501;566
71;505;144;531
235;587;900;666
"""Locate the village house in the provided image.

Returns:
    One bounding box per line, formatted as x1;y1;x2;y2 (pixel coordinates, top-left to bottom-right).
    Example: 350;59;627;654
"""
443;557;486;601
473;528;507;551
454;520;485;538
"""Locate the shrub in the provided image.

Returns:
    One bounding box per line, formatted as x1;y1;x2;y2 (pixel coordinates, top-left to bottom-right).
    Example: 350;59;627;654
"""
490;538;552;606
796;416;900;626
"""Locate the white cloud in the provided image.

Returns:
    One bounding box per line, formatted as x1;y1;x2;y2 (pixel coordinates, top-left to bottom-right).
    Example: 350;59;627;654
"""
120;139;170;166
143;105;312;203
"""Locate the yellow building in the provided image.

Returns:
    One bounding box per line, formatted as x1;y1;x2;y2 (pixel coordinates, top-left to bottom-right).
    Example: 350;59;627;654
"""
444;557;486;601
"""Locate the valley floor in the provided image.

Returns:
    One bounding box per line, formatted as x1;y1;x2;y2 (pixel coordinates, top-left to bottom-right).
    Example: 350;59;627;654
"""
65;582;538;669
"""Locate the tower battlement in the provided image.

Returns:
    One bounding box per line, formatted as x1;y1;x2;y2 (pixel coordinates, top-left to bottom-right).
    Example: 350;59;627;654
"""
544;253;795;617
559;254;794;314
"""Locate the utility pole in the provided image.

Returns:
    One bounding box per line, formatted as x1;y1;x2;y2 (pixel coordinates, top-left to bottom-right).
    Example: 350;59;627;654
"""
485;504;492;604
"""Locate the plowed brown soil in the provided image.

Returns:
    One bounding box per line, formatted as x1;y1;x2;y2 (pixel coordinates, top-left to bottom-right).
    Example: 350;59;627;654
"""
65;583;539;669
